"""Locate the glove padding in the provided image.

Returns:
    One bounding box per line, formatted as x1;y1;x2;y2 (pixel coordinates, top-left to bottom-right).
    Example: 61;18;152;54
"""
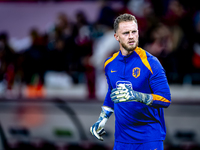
90;107;113;141
90;116;107;141
110;84;153;105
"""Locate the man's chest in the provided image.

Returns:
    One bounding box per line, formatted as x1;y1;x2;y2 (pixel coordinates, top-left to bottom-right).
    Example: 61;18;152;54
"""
107;60;151;91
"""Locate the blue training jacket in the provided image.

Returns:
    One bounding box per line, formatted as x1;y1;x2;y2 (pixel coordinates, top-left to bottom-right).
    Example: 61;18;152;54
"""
103;47;171;143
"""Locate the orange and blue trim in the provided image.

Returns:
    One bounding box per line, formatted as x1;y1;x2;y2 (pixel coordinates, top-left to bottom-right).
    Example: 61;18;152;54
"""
135;47;153;74
151;94;171;107
104;51;119;69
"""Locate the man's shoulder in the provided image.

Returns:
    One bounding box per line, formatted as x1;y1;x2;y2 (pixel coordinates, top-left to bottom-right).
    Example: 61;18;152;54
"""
104;51;120;70
137;47;159;62
136;47;153;57
135;47;163;74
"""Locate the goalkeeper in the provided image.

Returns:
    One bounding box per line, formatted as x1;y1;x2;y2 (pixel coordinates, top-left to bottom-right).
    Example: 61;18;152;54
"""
90;13;171;150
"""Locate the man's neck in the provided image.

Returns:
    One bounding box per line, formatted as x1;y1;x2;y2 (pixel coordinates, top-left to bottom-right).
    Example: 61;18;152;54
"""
120;48;135;56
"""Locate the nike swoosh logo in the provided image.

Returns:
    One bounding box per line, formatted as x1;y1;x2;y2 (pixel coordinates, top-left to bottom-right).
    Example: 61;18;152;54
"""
111;70;117;73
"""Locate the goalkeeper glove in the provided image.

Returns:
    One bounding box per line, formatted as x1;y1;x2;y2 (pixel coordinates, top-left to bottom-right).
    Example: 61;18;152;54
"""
110;84;153;105
90;106;114;141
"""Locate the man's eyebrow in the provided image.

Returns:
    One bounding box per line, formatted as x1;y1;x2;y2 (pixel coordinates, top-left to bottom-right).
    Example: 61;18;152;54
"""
122;30;137;33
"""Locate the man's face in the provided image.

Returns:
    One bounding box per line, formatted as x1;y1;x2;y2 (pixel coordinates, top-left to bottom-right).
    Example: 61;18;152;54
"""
114;21;139;52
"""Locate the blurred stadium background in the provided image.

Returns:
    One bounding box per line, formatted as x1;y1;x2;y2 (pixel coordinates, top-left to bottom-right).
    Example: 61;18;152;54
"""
0;0;200;149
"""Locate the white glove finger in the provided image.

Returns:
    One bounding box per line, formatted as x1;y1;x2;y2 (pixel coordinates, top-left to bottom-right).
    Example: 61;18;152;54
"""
97;128;106;136
118;98;127;102
111;89;122;96
90;126;103;141
93;127;103;141
111;88;119;94
111;94;126;101
90;126;94;135
117;90;127;94
112;98;127;103
116;93;126;99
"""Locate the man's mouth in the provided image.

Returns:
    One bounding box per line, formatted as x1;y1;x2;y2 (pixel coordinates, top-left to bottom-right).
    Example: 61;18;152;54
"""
128;41;135;45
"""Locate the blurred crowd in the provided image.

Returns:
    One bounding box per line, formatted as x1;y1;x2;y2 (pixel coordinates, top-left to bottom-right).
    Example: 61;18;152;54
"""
1;1;200;150
1;0;200;99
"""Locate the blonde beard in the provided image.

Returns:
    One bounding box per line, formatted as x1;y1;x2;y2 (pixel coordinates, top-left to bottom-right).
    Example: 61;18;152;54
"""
121;41;138;52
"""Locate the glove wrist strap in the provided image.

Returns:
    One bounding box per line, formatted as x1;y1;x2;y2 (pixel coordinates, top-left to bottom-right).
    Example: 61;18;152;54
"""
138;93;153;105
101;106;114;118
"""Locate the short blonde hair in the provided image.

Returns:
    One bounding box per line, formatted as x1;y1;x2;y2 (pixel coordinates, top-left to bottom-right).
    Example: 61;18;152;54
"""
113;14;138;33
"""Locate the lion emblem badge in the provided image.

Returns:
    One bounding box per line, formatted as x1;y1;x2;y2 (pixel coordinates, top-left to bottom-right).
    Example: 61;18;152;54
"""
132;67;140;78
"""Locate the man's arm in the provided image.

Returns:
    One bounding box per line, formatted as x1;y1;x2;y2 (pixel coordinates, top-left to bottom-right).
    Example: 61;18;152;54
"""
90;71;115;141
148;56;171;108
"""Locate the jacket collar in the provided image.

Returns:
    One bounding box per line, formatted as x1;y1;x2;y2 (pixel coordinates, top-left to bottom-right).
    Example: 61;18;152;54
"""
118;47;139;62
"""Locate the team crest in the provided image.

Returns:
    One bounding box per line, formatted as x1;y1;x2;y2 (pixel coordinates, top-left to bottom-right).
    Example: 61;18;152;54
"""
132;67;140;78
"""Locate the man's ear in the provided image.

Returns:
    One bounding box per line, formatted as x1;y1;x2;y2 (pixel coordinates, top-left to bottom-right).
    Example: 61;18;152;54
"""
114;33;119;41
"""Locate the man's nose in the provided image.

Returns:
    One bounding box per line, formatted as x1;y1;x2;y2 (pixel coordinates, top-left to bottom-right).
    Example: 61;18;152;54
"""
129;33;134;38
